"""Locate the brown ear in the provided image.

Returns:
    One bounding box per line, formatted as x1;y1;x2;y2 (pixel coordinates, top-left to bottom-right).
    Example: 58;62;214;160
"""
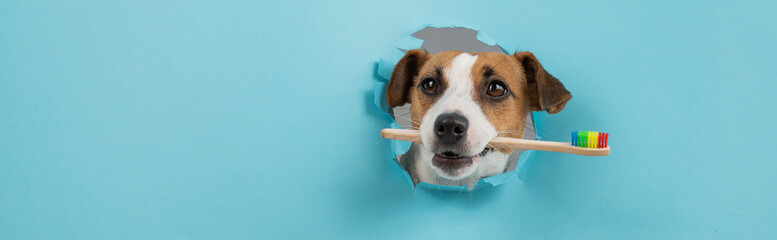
386;49;430;107
514;51;572;114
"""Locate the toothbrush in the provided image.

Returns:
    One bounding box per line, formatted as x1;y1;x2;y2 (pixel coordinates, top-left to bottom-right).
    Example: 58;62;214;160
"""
380;129;610;156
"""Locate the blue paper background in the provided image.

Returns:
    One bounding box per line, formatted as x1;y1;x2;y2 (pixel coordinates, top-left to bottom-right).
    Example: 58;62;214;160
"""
2;0;776;239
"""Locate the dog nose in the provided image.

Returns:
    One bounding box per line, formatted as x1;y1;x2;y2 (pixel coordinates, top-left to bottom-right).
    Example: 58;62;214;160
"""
434;113;469;144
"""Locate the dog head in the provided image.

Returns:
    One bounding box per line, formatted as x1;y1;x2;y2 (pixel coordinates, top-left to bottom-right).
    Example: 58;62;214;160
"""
387;50;571;184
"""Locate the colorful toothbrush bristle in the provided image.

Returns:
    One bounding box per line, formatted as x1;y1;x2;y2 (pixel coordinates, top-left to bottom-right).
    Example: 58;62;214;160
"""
571;131;609;148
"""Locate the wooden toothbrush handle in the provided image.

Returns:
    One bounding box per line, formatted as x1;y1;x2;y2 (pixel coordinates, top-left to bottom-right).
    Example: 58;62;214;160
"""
380;128;610;157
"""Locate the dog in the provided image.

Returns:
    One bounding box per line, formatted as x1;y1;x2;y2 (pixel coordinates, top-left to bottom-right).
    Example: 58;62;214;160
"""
386;50;572;189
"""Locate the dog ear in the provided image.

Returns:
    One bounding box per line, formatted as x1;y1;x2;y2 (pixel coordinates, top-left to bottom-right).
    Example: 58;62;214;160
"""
514;51;572;114
386;49;430;107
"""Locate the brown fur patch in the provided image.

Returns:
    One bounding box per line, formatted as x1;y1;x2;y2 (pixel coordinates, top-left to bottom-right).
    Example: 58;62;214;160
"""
513;52;572;114
470;53;529;153
386;49;430;107
408;51;460;130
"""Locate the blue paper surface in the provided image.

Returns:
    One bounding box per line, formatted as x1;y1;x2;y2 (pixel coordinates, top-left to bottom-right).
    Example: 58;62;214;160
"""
2;0;777;239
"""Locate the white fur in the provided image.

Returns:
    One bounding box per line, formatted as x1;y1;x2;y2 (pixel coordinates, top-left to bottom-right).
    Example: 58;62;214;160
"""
415;147;509;189
415;53;510;189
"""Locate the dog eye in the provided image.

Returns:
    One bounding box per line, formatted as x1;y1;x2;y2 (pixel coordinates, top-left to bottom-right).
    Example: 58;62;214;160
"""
420;78;439;93
487;81;508;97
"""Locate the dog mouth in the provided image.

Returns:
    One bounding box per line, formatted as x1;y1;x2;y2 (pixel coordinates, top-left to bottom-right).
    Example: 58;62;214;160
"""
431;148;491;171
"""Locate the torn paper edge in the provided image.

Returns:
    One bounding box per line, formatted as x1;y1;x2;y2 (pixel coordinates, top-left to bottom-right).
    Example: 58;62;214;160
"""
372;24;540;192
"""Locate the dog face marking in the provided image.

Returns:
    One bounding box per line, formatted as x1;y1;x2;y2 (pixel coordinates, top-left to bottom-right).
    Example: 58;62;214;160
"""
387;50;571;188
416;53;497;179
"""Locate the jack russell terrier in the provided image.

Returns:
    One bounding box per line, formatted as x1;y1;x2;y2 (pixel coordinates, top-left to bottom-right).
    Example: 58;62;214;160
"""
386;50;572;189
